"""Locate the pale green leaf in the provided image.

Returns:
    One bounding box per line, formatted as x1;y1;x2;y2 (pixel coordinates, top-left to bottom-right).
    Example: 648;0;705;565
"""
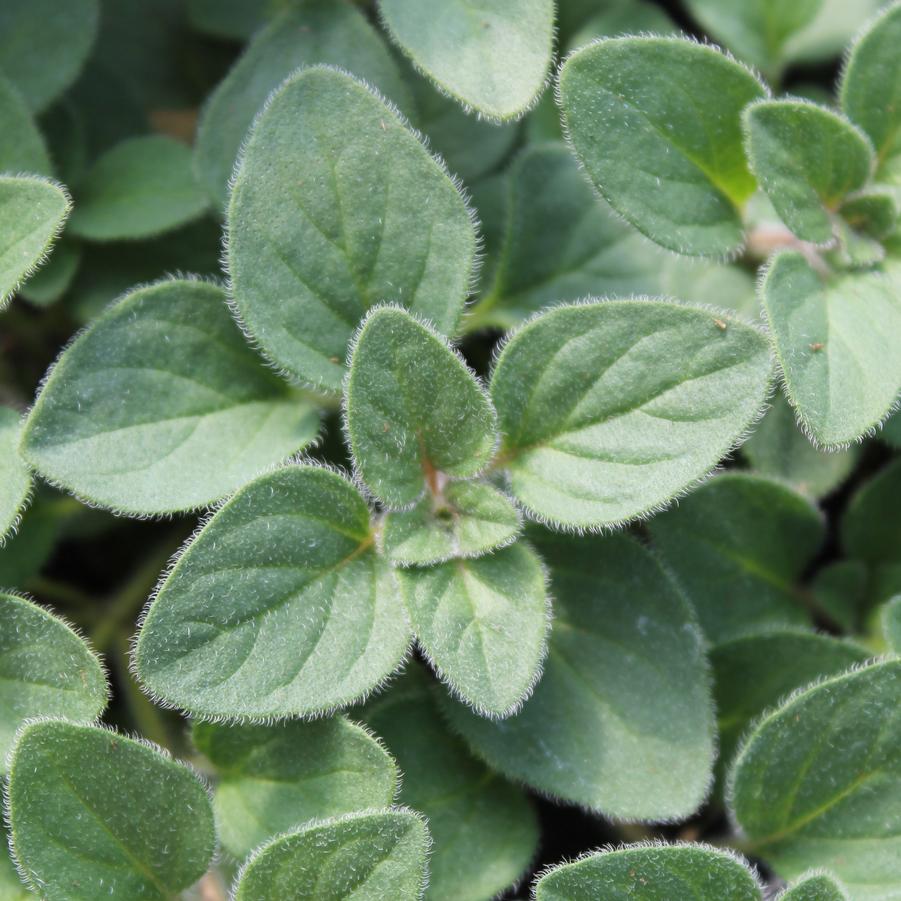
382;480;521;566
0;593;107;770
0;74;51;175
6;720;216;901
0;409;30;545
649;473;824;644
378;0;554;121
345;307;497;508
361;666;537;901
779;872;849;901
783;0;885;66
843;458;901;567
535;843;762;901
0;176;70;311
134;465;411;720
232;808;430;901
22;279;318;515
762;252;901;447
398;541;549;717
744;100;874;244
195;1;412;207
490;300;773;529
193;715;398;860
729;659;901;897
559;37;766;257
227;65;476;392
442;531;715;821
882;596;901;654
68;136;209;241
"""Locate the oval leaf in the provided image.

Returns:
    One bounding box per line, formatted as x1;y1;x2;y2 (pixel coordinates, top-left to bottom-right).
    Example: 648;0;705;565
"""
779;872;849;901
0;409;30;545
490;300;773;529
134;465;411;720
842;457;901;567
0;74;51;175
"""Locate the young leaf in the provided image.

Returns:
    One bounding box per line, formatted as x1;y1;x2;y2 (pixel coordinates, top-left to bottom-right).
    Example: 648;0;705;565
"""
346;307;497;508
839;189;899;241
232;808;430;901
442;532;715;821
193;715;398;860
744;100;873;244
882;596;901;654
0;0;99;112
378;0;554;121
489;300;773;529
558;37;766;256
19;240;81;308
21;279;318;515
398;541;549;717
0;409;30;545
778;872;848;901
648;473;824;644
134;465;411;720
68;136;209;241
843;458;901;567
762;252;901;447
362;667;538;901
382;480;521;566
0;593;107;769
535;843;762;901
0;75;51;175
6;720;216;901
227;65;477;393
729;659;901;893
0;175;70;311
194;1;412;207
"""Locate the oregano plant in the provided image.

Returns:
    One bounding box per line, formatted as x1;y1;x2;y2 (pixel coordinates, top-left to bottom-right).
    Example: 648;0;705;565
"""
1;1;900;899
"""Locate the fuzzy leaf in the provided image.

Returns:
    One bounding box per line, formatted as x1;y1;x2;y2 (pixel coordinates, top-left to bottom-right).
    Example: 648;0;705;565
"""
883;596;901;655
398;541;549;717
232;808;430;901
346;307;497;507
744;100;873;244
442;532;715;820
729;659;901;894
0;175;70;311
6;720;216;901
649;473;824;644
134;465;411;720
535;843;762;901
0;838;29;901
19;240;81;308
0;0;99;112
843;458;901;567
558;36;765;256
489;300;773;529
839;190;899;241
378;0;553;121
0;74;51;175
68;136;209;241
779;873;848;901
762;252;901;448
0;409;30;545
383;480;521;566
362;667;537;901
22;279;317;515
194;1;411;207
0;593;107;770
227;65;476;393
193;715;398;860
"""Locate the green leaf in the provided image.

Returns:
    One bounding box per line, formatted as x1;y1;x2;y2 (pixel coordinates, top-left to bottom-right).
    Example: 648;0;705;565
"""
21;279;318;515
442;531;715;821
558;36;766;257
0;493;68;588
134;465;411;720
0;836;29;900
0;74;51;175
649;473;824;644
6;719;216;901
779;872;849;901
227;65;477;393
0;0;99;112
19;239;81;308
843;458;901;567
811;560;869;634
68;136;209;241
194;1;412;207
193;715;398;860
884;408;901;448
378;0;554;121
382;480;521;566
729;659;901;895
781;0;885;66
0;175;70;311
744;100;874;244
398;541;549;717
232;808;430;901
186;0;277;41
0;409;30;545
568;1;677;49
839;189;899;241
489;300;773;529
763;252;901;447
535;843;762;901
361;667;538;901
882;596;901;655
742;390;859;499
346;307;497;508
0;593;107;770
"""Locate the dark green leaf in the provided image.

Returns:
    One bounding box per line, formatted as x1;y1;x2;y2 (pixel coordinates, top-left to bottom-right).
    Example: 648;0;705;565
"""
882;596;901;654
0;409;30;544
0;74;51;175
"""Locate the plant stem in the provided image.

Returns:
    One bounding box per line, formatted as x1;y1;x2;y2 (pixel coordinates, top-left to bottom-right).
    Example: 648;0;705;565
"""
744;225;831;275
